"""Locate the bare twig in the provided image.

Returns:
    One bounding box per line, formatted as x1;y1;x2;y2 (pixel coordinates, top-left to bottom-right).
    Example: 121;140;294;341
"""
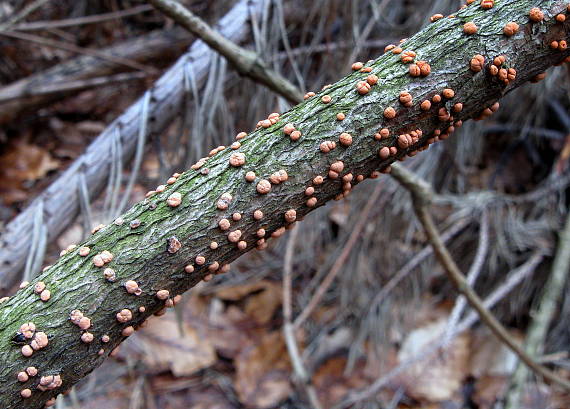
337;252;544;409
443;210;489;345
147;0;303;104
505;211;570;408
0;0;49;31
390;163;570;392
283;226;323;409
10;5;154;31
0;30;158;75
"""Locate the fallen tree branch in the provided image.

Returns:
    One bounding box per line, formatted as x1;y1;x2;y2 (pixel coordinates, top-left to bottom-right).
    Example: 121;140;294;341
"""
0;0;270;291
0;28;192;120
390;163;570;391
0;1;569;407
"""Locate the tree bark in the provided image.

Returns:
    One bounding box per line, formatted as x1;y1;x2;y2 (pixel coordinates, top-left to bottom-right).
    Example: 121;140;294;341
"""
0;0;269;291
0;1;568;407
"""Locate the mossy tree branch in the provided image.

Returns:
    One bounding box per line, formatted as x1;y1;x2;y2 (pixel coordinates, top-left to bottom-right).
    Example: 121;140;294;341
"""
0;1;568;407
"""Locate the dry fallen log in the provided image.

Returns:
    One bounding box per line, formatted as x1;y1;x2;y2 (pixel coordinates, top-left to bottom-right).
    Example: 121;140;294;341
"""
0;27;192;122
0;1;568;407
0;0;270;291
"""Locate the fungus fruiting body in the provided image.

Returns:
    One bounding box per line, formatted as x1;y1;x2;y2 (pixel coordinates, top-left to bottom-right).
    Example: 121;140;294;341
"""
384;107;396;119
256;180;271;194
167;192;182;207
21;389;31;398
463;22;478;34
229;152;246;167
339;133;353;146
284;210;297;223
503;22;519;36
529;7;544;22
253;210;263;220
116;309;133;323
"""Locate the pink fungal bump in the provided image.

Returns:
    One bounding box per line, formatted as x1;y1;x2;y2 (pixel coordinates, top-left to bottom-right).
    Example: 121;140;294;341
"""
253;210;263;220
290;130;302;141
81;332;94;343
217;193;233;210
195;255;206;265
321;95;332;104
219;218;231;230
379;147;390;160
237;241;247;250
40;290;51;302
306;197;317;207
283;123;295;135
320;140;337;153
228;230;242;243
356;81;371;95
104;268;116;282
167;192;182;207
20;322;36;339
156;290;170;300
116;308;133;323
245;171;256;182
26;367;38;377
79;246;90;257
351;61;364;70
124;280;141;295
336;112;345;121
503;22;519;36
339;133;353;147
185;264;195;273
17;371;29;382
463;22;478;35
256;179;271;194
384;107;396;119
366;74;378;86
122;326;135;337
400;50;416;63
33;281;45;294
529;7;544;22
229;152;246;167
30;331;48;350
284;209;297;223
21;389;32;398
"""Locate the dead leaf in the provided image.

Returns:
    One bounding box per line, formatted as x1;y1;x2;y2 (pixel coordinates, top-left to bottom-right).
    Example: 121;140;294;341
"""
234;331;292;408
0;141;59;205
215;280;282;325
313;355;371;408
395;318;470;402
119;310;216;377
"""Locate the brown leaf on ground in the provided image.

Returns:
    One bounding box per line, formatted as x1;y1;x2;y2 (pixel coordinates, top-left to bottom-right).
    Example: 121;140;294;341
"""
119;310;217;377
313;355;372;408
0;141;59;205
234;330;292;409
215;280;282;326
395;318;470;402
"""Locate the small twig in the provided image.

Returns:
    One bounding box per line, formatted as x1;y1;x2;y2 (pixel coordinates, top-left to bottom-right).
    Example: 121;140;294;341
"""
294;182;383;329
505;211;570;408
0;0;50;31
336;252;543;409
0;30;158;75
147;0;303;104
0;71;146;104
443;210;489;345
390;163;570;392
283;226;323;409
10;5;154;31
